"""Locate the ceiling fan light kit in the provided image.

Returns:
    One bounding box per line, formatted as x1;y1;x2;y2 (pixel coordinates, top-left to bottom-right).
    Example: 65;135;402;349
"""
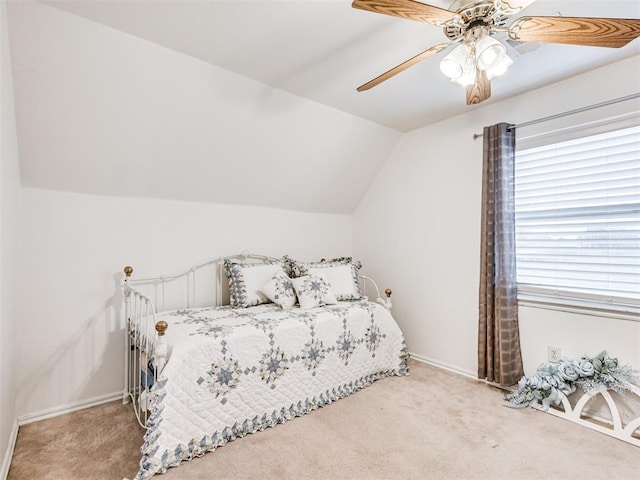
440;25;513;87
352;0;640;105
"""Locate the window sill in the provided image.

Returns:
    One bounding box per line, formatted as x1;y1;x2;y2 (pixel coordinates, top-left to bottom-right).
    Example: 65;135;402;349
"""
518;297;640;323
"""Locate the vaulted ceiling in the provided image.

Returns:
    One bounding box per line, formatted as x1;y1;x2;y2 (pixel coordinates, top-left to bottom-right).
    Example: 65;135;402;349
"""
6;1;640;214
36;0;640;131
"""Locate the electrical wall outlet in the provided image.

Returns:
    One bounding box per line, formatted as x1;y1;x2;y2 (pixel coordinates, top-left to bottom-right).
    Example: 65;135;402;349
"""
547;346;561;363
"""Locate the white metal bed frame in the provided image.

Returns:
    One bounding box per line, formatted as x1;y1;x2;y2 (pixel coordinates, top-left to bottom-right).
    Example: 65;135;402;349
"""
122;253;393;428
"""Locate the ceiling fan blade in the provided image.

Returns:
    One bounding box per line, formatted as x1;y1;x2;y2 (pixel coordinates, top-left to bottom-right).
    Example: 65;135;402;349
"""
357;43;449;92
352;0;456;27
509;16;640;48
466;69;491;105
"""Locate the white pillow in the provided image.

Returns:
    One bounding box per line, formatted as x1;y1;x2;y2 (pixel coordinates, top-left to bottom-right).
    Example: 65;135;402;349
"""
291;275;337;309
260;270;297;309
305;263;361;301
224;260;287;308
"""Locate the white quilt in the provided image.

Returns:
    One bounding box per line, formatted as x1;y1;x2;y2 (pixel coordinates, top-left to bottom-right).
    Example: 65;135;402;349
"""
134;300;408;479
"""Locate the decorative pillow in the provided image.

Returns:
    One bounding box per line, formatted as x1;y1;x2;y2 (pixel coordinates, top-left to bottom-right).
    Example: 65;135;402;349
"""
223;260;287;308
286;256;363;301
260;270;297;309
291;275;337;309
284;256;351;276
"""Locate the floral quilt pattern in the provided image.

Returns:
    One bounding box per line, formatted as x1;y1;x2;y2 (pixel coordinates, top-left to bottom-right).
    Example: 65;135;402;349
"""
134;301;408;479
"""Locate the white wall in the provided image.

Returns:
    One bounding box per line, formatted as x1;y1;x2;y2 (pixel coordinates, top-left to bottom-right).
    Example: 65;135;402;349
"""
354;56;640;378
15;187;352;418
0;0;21;473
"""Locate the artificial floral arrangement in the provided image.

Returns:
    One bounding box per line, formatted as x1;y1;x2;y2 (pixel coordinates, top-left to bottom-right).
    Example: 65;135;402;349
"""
505;351;640;410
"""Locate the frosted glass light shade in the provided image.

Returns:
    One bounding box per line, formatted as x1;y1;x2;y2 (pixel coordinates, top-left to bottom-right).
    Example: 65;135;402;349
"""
439;43;471;80
455;52;477;86
486;54;513;79
475;35;507;71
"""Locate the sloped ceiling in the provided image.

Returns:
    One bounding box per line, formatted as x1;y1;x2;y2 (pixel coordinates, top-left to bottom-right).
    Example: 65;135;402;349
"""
6;0;640;214
36;0;640;131
6;0;401;214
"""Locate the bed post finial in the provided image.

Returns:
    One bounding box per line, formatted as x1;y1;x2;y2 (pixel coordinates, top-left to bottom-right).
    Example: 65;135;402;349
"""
154;321;169;374
379;288;392;311
124;266;133;277
155;321;168;336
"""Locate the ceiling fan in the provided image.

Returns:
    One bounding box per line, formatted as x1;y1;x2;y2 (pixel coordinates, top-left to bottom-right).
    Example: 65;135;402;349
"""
352;0;640;105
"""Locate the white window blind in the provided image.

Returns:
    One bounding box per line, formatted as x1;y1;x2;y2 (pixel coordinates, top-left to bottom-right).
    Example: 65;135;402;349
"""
514;124;640;316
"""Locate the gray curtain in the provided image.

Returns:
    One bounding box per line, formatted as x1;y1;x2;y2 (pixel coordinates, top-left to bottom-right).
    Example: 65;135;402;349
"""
478;122;524;387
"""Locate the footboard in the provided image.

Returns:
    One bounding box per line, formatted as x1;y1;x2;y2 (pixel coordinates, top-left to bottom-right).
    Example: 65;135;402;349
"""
123;266;168;428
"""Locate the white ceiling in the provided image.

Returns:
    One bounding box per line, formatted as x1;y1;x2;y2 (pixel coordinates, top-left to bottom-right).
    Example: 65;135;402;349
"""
36;0;640;132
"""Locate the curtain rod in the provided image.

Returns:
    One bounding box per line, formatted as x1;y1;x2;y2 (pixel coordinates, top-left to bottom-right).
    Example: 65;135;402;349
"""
472;93;640;140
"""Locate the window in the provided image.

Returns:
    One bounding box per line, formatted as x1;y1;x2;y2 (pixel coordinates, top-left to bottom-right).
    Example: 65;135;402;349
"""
514;123;640;317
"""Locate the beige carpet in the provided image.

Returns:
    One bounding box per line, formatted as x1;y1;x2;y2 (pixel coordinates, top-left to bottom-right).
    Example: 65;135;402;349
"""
8;360;640;480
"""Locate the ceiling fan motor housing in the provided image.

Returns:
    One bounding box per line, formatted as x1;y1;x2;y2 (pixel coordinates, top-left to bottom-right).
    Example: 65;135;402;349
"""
443;1;510;40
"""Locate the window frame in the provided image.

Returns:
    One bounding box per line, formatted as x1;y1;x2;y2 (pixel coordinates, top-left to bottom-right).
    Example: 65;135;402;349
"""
514;113;640;321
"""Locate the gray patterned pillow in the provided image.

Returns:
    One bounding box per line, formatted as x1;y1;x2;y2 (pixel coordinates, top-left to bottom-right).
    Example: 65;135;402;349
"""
285;256;363;301
291;275;337;309
260;270;297;309
223;259;287;308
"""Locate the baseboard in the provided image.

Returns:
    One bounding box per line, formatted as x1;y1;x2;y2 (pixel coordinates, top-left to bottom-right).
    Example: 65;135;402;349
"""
409;352;478;380
17;391;122;426
1;419;18;480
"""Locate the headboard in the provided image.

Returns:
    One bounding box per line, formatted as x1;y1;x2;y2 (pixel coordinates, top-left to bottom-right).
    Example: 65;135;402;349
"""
123;252;279;312
122;252;391;314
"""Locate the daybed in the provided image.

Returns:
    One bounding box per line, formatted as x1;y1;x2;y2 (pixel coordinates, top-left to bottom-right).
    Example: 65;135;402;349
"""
122;253;408;479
